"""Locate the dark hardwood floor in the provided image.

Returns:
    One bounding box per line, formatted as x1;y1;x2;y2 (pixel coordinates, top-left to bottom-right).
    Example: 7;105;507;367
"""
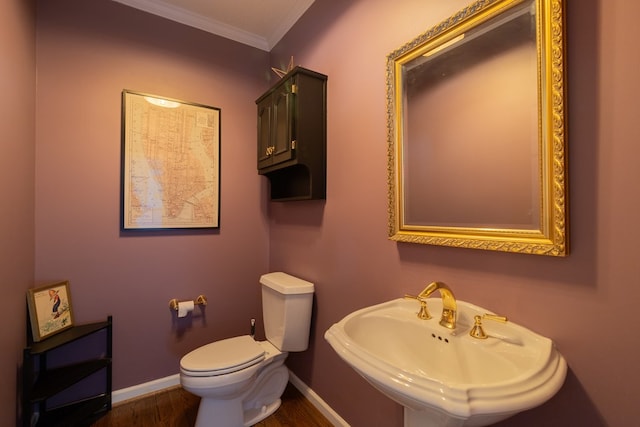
91;383;333;427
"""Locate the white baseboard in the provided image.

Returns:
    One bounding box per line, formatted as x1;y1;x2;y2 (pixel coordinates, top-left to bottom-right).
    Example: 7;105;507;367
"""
288;371;350;427
112;374;180;404
111;370;349;426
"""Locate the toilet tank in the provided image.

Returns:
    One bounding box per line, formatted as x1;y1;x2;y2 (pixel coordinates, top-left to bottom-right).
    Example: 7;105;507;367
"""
260;272;314;352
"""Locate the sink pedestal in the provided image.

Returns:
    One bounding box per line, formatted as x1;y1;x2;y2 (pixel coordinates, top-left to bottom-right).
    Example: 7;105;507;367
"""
404;407;515;427
405;407;465;427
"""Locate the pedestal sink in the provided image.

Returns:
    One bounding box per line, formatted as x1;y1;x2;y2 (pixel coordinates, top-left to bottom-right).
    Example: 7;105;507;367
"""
324;298;566;427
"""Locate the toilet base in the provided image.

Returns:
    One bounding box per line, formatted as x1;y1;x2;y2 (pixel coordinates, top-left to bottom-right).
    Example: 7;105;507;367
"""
241;361;288;426
191;354;290;427
195;397;244;427
244;398;282;426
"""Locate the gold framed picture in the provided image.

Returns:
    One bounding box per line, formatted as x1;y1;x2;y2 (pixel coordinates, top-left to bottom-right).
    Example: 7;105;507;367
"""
27;281;74;342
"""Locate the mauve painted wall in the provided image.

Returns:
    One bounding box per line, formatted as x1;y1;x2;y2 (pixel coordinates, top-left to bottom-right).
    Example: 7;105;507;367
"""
0;0;35;425
271;0;640;426
34;0;271;391
6;0;640;426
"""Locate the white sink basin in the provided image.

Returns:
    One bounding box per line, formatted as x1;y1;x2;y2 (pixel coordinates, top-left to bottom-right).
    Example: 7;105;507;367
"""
325;298;566;427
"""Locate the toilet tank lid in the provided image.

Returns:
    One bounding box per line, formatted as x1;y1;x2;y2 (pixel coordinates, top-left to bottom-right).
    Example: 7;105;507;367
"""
260;272;314;294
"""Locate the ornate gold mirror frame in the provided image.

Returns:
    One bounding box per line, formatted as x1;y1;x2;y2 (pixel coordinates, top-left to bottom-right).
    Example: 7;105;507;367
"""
387;0;567;256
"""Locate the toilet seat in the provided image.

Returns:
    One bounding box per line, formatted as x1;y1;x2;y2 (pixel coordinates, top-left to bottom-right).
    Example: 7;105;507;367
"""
180;335;265;377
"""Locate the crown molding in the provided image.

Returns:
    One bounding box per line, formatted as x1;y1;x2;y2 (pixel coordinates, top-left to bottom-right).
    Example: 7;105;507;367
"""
112;0;314;52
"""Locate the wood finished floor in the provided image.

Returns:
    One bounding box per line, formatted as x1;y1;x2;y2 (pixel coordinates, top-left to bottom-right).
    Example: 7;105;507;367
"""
91;383;333;427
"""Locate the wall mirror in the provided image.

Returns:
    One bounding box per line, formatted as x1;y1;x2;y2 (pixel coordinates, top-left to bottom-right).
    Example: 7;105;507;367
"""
386;0;567;256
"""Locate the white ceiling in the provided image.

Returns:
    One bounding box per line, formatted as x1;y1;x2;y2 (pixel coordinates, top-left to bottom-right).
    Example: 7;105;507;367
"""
112;0;315;52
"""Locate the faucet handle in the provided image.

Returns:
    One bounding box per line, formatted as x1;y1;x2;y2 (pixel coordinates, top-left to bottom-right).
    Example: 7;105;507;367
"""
469;313;508;339
483;313;508;323
404;294;432;320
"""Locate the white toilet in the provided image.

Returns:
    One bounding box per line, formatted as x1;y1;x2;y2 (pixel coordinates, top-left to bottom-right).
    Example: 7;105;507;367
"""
179;272;315;427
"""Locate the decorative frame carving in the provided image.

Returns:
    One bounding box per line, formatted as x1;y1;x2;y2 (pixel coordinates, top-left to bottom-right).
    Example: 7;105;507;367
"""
386;0;568;256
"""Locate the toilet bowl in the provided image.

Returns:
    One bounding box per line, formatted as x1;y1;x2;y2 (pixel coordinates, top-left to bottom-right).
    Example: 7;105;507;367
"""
179;272;314;427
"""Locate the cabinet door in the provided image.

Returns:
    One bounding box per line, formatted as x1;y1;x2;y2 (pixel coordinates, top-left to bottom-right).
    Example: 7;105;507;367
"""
271;83;295;165
257;97;273;169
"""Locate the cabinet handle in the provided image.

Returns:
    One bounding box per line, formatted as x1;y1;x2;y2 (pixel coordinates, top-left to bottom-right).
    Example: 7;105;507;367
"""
265;146;275;156
291;140;296;150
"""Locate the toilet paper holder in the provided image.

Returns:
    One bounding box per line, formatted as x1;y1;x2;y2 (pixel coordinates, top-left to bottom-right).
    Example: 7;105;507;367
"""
169;295;207;311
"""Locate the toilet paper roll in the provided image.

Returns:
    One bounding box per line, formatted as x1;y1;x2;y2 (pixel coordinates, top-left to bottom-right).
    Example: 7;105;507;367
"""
177;300;194;318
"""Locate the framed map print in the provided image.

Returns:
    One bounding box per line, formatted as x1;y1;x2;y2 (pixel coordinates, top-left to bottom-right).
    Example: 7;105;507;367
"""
121;90;221;230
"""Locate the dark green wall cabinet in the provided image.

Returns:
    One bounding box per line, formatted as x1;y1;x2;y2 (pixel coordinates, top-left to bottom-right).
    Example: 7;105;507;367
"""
22;317;112;426
256;67;327;201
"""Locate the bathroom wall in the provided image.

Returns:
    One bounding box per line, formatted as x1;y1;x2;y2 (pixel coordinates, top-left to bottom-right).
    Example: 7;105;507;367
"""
0;0;36;425
34;0;271;391
6;0;639;426
271;0;640;426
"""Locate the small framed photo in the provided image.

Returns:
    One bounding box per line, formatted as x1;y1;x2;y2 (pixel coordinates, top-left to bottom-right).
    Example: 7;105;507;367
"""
27;281;74;342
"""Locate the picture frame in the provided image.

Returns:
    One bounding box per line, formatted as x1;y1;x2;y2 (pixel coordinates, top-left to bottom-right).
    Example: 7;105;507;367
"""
121;90;221;230
27;281;74;342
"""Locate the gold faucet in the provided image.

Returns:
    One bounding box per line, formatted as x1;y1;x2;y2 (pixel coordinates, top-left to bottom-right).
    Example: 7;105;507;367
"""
405;281;457;329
